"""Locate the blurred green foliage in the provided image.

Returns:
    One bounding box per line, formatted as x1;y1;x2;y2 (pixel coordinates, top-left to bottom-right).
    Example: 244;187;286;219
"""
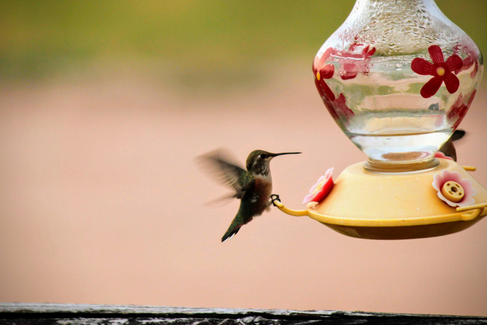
0;0;485;84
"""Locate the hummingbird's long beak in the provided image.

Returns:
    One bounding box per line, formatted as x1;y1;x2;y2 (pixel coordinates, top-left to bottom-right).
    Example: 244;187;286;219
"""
270;152;301;158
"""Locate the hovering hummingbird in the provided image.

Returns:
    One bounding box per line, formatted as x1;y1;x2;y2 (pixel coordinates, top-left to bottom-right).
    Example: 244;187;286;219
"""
198;149;301;242
439;129;465;161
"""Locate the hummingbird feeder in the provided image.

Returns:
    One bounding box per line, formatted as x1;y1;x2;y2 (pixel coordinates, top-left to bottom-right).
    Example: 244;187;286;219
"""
273;0;486;239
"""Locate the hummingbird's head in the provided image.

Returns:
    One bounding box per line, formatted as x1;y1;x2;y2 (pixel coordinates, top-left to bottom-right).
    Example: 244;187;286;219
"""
246;150;301;175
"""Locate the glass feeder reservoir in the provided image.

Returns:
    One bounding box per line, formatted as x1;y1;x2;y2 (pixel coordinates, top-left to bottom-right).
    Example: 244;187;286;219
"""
313;0;483;171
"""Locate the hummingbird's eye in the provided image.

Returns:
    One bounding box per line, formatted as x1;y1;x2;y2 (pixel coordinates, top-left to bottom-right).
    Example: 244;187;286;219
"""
260;154;267;159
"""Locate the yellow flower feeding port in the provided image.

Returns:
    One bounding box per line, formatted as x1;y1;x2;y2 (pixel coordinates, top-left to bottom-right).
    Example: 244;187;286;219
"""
273;0;486;239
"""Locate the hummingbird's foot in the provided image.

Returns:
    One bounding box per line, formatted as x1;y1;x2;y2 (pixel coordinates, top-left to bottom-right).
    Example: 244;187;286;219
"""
270;194;281;207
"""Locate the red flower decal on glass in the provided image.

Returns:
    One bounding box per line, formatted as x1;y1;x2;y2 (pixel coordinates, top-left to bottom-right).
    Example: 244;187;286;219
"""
334;94;354;119
321;93;354;122
313;47;335;101
338;44;376;80
467;57;479;79
411;45;463;98
447;90;476;130
453;45;480;79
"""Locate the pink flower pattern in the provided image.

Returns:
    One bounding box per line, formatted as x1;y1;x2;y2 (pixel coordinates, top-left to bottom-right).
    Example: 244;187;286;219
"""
303;168;334;204
432;170;476;207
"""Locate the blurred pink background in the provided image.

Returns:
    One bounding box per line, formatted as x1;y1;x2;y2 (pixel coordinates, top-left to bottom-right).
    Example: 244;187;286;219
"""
1;0;487;317
0;66;486;315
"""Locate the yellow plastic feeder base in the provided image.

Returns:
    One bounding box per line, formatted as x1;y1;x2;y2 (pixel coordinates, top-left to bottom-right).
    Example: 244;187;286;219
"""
275;159;487;240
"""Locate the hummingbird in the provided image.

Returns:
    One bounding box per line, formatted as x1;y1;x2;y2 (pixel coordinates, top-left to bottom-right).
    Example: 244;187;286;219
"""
198;149;301;242
439;129;465;161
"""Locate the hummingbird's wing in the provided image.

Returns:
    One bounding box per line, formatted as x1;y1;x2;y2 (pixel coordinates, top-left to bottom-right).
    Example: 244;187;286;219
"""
451;129;465;141
197;149;254;199
439;129;465;161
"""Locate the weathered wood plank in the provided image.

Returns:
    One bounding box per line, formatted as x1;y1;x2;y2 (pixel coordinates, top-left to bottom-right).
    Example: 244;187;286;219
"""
1;303;487;324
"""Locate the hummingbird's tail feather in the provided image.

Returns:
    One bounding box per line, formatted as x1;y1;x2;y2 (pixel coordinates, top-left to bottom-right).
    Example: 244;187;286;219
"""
221;219;242;242
221;228;240;242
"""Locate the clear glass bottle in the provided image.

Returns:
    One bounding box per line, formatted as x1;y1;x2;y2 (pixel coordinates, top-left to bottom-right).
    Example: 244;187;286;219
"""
313;0;483;171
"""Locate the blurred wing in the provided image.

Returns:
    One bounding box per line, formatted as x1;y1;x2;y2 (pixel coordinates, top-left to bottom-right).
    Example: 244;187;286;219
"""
439;129;465;161
451;129;465;141
197;149;251;198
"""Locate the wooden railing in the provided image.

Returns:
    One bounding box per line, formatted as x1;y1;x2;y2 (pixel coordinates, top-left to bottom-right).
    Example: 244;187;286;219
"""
1;303;487;324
